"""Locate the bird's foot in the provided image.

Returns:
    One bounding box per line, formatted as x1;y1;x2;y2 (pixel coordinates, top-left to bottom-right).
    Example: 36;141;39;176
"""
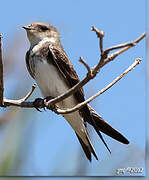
33;96;58;114
33;98;45;112
44;96;59;114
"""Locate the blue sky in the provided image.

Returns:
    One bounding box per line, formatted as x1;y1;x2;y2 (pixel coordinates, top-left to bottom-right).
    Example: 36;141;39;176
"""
0;0;146;177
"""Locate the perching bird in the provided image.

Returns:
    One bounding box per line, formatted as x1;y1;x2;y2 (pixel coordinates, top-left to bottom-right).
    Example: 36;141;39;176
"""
23;22;129;161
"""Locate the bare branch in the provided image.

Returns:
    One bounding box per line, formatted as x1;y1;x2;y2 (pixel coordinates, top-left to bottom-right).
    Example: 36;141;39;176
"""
54;58;142;114
3;98;35;108
79;56;91;74
45;31;145;108
104;42;136;53
0;33;4;106
3;84;37;107
101;32;146;67
2;57;142;112
21;84;37;102
91;26;104;54
0;28;145;115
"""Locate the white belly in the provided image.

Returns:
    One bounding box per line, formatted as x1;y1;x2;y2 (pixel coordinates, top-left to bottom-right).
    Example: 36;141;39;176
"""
34;59;76;108
35;60;66;97
33;59;88;142
28;41;89;145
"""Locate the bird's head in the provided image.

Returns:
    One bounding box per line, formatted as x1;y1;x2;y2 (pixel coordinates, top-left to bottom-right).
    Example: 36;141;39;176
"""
23;22;60;46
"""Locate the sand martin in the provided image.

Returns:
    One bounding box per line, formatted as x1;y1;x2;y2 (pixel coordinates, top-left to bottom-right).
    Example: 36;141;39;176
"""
23;22;129;161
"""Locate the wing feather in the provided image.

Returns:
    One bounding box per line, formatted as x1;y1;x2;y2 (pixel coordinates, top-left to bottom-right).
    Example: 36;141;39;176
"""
48;45;86;103
25;50;35;79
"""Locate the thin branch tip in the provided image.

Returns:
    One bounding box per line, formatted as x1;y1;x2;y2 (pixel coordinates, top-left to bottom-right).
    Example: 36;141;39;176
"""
135;58;142;63
91;26;104;38
79;57;91;73
23;84;37;101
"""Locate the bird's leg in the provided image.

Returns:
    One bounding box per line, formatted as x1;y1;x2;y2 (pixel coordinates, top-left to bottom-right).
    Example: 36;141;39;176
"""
44;96;59;114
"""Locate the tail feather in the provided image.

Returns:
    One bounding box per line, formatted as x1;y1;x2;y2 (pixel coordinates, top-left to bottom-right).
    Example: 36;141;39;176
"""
95;130;111;153
76;133;98;161
87;105;129;144
81;105;111;153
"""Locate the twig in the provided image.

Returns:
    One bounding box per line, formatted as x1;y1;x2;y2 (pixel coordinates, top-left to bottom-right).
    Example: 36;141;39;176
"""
0;33;4;106
104;42;136;53
79;57;91;74
101;32;146;67
91;26;104;54
3;99;35;108
3;84;37;107
54;58;142;114
20;83;37;101
93;32;146;72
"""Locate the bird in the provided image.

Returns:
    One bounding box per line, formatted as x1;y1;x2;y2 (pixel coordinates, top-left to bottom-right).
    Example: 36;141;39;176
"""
23;22;129;161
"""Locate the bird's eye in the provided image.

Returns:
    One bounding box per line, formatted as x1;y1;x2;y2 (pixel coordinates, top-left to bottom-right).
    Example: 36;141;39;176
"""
40;26;49;31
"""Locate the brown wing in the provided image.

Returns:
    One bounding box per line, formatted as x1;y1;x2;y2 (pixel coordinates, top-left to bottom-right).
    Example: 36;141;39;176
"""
48;45;101;160
48;45;119;153
25;50;35;79
48;45;97;121
48;45;86;103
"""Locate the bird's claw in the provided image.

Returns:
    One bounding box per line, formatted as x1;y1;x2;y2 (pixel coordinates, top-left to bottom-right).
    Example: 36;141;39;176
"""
33;98;45;112
44;96;59;114
33;96;58;114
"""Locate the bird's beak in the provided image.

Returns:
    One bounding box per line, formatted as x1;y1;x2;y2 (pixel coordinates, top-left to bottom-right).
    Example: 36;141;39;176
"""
22;26;33;31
